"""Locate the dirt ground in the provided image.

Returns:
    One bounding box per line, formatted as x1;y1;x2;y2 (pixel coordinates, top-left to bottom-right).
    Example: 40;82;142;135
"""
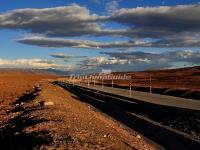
109;66;200;90
0;72;56;124
0;72;56;102
0;79;159;150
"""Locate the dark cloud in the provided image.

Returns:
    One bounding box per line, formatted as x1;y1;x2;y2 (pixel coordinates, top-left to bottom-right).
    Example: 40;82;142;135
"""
18;36;200;49
0;3;127;37
1;4;200;40
109;4;200;38
50;53;87;59
0;4;106;37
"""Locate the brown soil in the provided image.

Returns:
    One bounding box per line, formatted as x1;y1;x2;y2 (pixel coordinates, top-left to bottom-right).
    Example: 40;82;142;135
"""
0;72;56;102
105;66;200;90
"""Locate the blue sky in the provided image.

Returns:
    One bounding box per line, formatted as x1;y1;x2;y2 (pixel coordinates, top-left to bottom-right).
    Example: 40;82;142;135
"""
0;0;200;73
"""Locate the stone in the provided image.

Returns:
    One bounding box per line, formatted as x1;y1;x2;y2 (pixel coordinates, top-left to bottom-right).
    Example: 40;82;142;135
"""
39;101;54;106
136;135;141;139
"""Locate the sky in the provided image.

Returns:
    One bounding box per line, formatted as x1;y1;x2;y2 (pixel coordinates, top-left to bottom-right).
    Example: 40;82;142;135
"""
0;0;200;74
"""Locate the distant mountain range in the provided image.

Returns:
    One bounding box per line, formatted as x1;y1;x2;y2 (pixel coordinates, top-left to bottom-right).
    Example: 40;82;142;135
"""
0;68;70;76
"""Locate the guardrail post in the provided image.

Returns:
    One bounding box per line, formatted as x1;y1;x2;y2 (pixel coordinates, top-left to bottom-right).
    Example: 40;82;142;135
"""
88;80;90;87
129;79;132;97
112;80;114;88
102;79;104;89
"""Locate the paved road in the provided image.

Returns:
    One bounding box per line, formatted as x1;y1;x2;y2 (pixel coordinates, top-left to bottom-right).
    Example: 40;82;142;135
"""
69;82;200;111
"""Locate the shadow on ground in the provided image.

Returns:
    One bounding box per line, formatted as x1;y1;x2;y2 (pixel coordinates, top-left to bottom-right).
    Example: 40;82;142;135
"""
0;88;53;150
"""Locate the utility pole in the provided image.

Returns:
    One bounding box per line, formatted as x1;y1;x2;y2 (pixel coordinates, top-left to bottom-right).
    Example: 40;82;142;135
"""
150;75;152;94
87;79;90;87
129;79;132;97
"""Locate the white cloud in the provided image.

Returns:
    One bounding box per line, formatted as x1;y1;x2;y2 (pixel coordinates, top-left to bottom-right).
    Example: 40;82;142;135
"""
101;50;200;65
0;58;77;71
81;56;131;68
0;58;57;69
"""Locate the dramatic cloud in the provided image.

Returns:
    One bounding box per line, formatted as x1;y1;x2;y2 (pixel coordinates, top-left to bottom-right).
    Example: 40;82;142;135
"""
18;36;147;49
1;3;200;46
109;4;200;39
18;36;200;49
1;4;200;39
0;4;108;37
1;3;200;73
0;3;128;37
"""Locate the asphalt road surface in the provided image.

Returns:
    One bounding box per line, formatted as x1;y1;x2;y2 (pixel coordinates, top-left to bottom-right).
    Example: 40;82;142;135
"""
71;82;200;111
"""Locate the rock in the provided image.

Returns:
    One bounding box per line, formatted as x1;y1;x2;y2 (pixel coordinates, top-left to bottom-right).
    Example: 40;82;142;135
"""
35;84;42;91
14;132;20;135
12;112;20;116
39;101;54;106
15;103;20;107
20;102;25;106
44;101;54;106
136;135;141;139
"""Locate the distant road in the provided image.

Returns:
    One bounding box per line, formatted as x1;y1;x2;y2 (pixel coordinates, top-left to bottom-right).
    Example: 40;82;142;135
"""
69;82;200;111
